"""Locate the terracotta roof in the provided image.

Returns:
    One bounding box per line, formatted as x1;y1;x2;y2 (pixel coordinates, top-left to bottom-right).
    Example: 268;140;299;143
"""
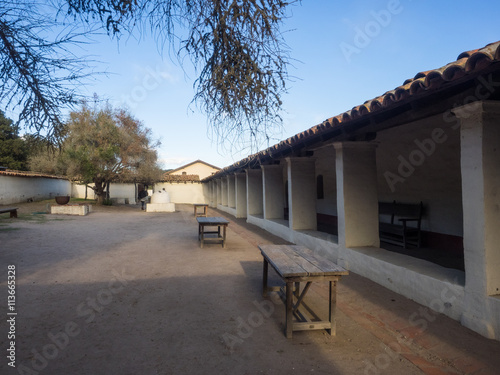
161;174;200;182
204;40;500;181
0;170;66;179
164;160;220;175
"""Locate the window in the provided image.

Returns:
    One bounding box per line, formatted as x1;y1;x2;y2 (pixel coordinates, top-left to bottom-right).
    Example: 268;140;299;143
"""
317;175;324;199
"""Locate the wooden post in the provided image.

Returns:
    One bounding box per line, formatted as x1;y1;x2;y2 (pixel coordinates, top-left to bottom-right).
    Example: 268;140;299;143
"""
329;280;337;336
262;259;269;297
286;281;294;338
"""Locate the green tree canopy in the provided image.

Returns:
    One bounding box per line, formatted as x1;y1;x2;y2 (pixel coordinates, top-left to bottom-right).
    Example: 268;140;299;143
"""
30;102;163;204
0;110;28;170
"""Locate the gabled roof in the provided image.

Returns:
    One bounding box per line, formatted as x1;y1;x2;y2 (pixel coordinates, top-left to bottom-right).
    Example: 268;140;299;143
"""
162;174;200;182
203;40;500;181
164;159;220;175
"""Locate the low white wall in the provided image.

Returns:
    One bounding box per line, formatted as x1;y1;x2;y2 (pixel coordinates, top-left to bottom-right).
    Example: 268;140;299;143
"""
154;182;206;204
109;183;137;203
72;183;137;204
0;175;139;205
343;246;465;321
0;175;71;205
461;296;500;340
246;214;339;261
217;204;236;217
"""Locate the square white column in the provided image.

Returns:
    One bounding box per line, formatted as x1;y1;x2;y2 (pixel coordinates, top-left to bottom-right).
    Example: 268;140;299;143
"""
453;101;500;338
286;157;317;230
235;173;247;218
216;179;222;206
227;175;236;208
262;165;285;220
221;177;228;206
334;142;379;249
246;169;263;216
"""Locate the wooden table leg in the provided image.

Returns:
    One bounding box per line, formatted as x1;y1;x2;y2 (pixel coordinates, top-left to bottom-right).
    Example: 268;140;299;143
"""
200;224;204;248
286;281;293;338
294;282;300;298
262;259;269;297
328;280;337;336
222;224;227;248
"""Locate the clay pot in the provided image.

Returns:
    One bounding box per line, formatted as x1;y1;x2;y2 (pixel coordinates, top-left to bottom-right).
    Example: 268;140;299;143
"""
55;196;70;205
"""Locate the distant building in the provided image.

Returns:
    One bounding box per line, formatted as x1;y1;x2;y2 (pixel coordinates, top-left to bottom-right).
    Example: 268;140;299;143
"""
163;160;220;180
154;160;221;204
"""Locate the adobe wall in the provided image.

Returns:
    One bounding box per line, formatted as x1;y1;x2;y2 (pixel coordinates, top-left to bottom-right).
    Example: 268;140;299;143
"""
0;175;71;205
312;114;463;245
72;183;137;203
376;114;463;237
154;182;206;204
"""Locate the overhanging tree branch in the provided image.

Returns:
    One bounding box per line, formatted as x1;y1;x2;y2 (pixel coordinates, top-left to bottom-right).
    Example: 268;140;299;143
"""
2;0;298;150
63;0;298;152
0;0;101;141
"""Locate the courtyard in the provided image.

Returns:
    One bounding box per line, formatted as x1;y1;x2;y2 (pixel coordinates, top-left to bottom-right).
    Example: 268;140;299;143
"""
1;202;499;375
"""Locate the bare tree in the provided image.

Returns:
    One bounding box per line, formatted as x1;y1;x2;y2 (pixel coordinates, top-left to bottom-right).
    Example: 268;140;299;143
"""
0;0;99;141
1;0;297;151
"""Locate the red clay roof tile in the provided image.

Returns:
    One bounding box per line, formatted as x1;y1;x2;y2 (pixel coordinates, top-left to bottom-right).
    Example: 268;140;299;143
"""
204;41;500;181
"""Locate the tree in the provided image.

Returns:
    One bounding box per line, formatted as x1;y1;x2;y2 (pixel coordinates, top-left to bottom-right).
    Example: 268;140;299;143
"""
30;101;163;204
1;0;297;150
0;110;28;170
0;0;97;140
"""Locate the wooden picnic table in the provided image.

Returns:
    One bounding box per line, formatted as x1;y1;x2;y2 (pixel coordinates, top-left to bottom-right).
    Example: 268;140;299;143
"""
258;244;348;338
197;216;229;248
193;203;209;217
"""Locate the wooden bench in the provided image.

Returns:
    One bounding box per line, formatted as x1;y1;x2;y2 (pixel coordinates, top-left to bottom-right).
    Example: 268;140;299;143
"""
259;244;348;338
193;204;208;217
197;216;229;248
379;201;423;249
0;207;18;218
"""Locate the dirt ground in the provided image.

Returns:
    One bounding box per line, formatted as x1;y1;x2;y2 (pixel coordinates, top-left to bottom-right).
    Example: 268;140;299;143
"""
1;201;500;375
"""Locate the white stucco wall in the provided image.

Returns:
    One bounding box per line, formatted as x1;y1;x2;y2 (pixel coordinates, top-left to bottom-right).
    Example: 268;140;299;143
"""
376;114;463;237
0;175;71;205
0;177;141;205
315;146;338;216
71;183;137;203
311;115;463;238
108;183;137;203
154;182;206;204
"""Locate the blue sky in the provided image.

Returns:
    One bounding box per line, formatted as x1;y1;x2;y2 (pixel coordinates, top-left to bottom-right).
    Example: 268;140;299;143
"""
68;0;500;170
